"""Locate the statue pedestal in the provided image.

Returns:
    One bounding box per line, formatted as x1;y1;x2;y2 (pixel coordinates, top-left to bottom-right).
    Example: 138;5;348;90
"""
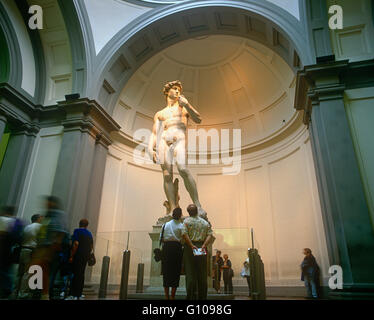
147;215;215;295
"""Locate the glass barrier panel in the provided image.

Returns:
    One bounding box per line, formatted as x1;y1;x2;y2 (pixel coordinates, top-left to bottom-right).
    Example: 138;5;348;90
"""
91;227;262;289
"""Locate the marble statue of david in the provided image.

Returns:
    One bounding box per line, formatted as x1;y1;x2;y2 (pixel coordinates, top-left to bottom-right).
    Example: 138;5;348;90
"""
148;80;208;220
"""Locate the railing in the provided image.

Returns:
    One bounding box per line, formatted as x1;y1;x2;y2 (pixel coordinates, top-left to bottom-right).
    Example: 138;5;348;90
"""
89;228;261;288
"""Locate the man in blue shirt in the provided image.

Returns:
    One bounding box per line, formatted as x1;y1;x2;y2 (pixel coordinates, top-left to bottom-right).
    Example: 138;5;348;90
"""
67;219;93;300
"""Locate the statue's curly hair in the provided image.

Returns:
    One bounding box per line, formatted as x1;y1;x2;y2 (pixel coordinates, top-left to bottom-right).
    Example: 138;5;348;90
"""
163;80;183;96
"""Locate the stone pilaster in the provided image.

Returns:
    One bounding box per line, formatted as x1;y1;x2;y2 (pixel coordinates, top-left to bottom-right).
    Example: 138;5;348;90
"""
0;122;40;208
51;98;120;233
0;114;6;142
85;140;110;238
0;83;41;210
295;59;374;298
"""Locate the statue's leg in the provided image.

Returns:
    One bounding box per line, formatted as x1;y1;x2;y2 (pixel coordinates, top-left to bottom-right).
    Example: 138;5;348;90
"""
161;143;177;211
175;141;202;208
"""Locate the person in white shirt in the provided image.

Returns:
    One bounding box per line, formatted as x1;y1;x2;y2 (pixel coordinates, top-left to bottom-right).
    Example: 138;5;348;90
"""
0;206;23;299
16;214;42;299
160;207;184;300
240;260;251;296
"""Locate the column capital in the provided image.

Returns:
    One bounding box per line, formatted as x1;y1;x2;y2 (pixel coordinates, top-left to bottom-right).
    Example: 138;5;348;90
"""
58;98;121;148
295;58;374;125
11;122;40;137
0;113;7;123
295;59;349;125
0;82;39;126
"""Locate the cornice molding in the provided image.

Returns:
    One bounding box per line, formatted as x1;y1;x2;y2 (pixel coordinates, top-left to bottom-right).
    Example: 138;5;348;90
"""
0;83;121;147
12;122;40;137
294;58;374;125
0;82;39;125
58;98;121;147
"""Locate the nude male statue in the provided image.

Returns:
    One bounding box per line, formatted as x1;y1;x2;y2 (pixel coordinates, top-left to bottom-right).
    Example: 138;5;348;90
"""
148;80;207;220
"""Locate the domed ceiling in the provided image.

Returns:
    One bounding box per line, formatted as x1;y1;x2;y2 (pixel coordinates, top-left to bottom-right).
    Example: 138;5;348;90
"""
113;35;298;149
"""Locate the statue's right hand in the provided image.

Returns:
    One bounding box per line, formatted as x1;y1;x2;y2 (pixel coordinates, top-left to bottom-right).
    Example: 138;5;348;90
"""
152;152;159;164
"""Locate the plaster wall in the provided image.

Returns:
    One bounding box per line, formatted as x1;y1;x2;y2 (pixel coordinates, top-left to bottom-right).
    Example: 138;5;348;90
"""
94;124;330;287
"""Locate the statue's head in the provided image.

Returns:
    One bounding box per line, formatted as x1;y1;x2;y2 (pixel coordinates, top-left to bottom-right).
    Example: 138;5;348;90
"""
163;80;183;99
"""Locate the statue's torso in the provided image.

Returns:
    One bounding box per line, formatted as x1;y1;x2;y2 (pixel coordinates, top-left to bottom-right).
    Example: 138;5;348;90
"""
158;105;188;130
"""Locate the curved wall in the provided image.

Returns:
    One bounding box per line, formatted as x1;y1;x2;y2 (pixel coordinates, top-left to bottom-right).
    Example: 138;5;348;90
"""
96;122;330;287
93;2;328;287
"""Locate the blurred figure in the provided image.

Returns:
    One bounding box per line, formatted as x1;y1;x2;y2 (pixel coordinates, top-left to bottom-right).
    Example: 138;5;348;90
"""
212;250;223;293
16;214;42;299
301;248;320;299
0;206;23;299
222;254;233;294
161;207;184;300
66;218;93;300
31;196;67;300
240;260;251;296
58;232;73;299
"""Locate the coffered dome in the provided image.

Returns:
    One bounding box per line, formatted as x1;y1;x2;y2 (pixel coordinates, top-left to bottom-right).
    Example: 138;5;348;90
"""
113;34;298;149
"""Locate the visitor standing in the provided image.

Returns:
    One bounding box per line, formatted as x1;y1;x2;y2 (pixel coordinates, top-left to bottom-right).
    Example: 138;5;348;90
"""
240;260;251;296
222;254;233;294
67;219;93;300
301;248;320;299
16;214;42;299
160;207;184;300
0;206;23;299
212;250;223;293
182;204;213;300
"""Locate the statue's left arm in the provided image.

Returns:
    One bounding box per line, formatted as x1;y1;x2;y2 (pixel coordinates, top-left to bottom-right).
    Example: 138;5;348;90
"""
179;95;202;124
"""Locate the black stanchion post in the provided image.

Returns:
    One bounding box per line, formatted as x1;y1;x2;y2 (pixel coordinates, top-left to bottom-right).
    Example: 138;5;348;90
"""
248;229;266;300
119;250;131;300
136;263;144;293
98;256;110;299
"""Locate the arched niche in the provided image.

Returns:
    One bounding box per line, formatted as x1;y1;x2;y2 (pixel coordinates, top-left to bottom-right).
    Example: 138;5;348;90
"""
89;0;314;115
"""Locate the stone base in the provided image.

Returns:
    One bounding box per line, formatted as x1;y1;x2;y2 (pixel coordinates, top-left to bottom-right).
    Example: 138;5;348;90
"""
156;215;173;226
